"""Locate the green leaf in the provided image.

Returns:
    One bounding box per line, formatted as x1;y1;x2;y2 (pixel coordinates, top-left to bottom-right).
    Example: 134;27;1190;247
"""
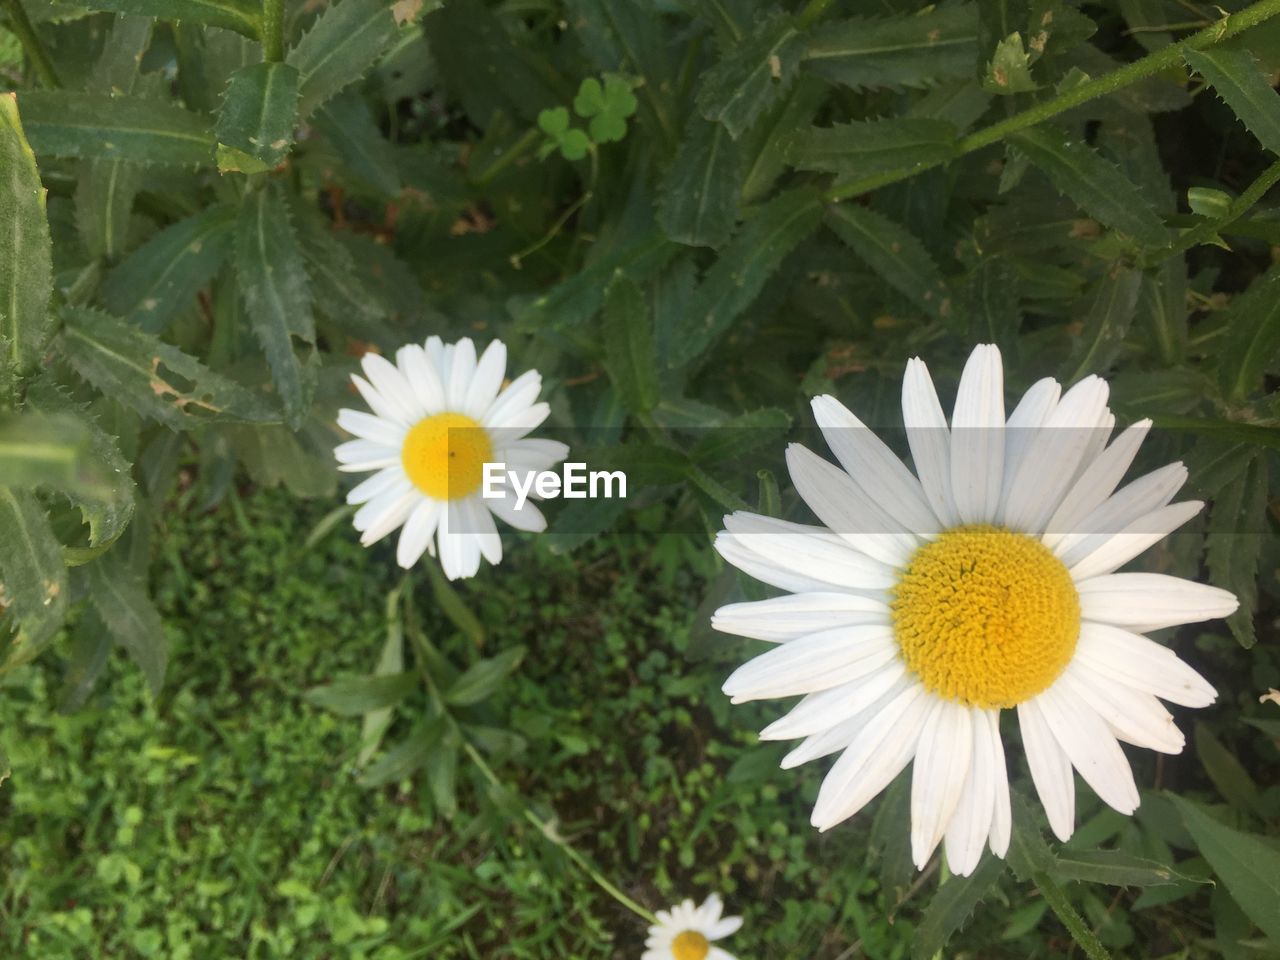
425;735;458;818
359;584;407;767
911;855;1005;960
805;5;979;92
1194;723;1265;817
1065;266;1143;380
234;186;316;429
1139;254;1187;365
697;15;805;138
692;407;792;464
677;187;822;366
603;273;658;414
0;412;89;490
573;75;637;143
826;204;953;322
1185;45;1280;156
789;117;957;179
292;202;386;337
1218;263;1280;402
445;646;526;707
314;91;401;197
74;0;261;38
530;231;677;330
304;672;418;716
984;31;1039;93
966;258;1020;350
215;62;299;169
423;558;486;646
288;0;399;119
538;107;569;136
82;554;167;695
740;78;826;203
1052;850;1199;887
1171;795;1280;941
1206;453;1265;648
0;93;53;378
99;205;236;333
60;306;275;429
358;716;446;787
0;487;67;653
17;92;215;166
1008;126;1169;248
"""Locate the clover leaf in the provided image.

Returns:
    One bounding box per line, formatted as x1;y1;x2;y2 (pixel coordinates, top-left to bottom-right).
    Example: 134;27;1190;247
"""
537;107;591;161
573;75;638;144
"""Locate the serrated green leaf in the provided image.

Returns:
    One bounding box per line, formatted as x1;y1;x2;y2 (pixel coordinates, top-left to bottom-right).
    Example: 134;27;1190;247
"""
74;0;260;37
691;407;791;463
234;186;316;429
358;716;446;787
985;31;1039;93
314;91;401;197
911;855;1005;960
740;78;825;203
657;116;741;249
0;94;53;379
225;421;338;499
99;205;236;333
1052;850;1198;887
60;306;275;429
358;584;407;767
1140;254;1187;364
679;0;752;46
531;231;677;330
288;0;400;119
0;487;67;653
1218;264;1280;402
1171;795;1280;941
445;646;525;707
0;413;89;490
790;117;957;179
1185;45;1280;156
1008;125;1169;247
826;204;953;321
1206;453;1265;648
291;203;386;339
82;554;166;695
697;16;805;138
603;273;658;414
1194;723;1265;816
215;62;299;168
966;258;1020;350
1065;266;1143;380
677;187;822;367
304;672;418;716
18;92;215;166
805;5;979;92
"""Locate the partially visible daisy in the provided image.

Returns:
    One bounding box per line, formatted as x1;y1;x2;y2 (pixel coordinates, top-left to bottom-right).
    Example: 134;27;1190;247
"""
334;336;568;579
644;894;742;960
713;343;1238;876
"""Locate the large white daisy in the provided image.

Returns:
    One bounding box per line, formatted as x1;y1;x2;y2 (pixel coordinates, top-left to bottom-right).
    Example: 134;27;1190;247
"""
334;336;568;579
712;344;1238;876
643;893;742;960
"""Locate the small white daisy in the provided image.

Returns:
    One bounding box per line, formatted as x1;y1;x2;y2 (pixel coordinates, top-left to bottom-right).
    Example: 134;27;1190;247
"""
644;893;742;960
713;344;1238;876
334;336;568;579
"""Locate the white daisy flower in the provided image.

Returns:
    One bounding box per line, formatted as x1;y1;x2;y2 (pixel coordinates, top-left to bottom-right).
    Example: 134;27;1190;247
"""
644;893;742;960
334;336;568;579
712;344;1238;877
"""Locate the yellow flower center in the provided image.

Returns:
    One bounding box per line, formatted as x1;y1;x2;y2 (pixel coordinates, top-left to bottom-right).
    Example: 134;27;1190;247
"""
400;412;493;500
672;931;710;960
891;525;1080;709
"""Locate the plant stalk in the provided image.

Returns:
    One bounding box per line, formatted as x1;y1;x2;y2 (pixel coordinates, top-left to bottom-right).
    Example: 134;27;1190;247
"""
1;0;60;88
262;0;285;61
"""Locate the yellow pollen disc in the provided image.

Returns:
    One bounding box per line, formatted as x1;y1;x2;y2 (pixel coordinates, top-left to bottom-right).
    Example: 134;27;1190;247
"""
891;525;1081;709
400;412;492;500
671;931;710;960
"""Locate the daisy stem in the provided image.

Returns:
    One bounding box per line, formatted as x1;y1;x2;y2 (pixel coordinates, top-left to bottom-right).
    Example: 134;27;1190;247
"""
822;0;1280;203
1032;872;1114;960
1;0;60;88
1143;157;1280;265
262;0;285;61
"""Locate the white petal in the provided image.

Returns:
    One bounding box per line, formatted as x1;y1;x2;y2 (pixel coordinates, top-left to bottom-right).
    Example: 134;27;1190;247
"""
1075;621;1217;707
721;625;897;703
1066;501;1203;581
337;409;406;448
950;344;1005;524
1077;573;1238;631
334;438;399;472
715;535;862;596
445;338;477;410
1043;419;1150;548
811;683;932;831
785;444;920;568
811;394;939;535
353;479;413;531
708;916;742;940
1054;462;1188;565
1060;662;1185;753
351;373;409;426
759;660;907;740
397;343;446;414
1017;698;1075;841
493;401;551;441
424;335;446;376
1037;683;1140;815
986;710;1011;857
465;340;507;418
1000;376;1110;534
357;491;419;547
497;437;569;473
485;488;547;532
1000;376;1060;503
396;499;442;568
346;466;407;505
720;512;898;591
902;358;959;527
361;352;424;422
458;496;502;565
944;706;997;877
911;699;973;868
780;674;913;769
484;369;543;428
708;948;740;960
712;592;890;643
